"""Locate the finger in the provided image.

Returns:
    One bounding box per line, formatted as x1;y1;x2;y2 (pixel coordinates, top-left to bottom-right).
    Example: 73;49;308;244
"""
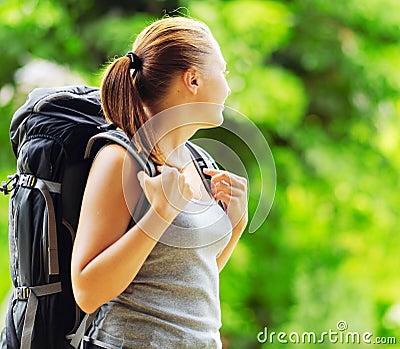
203;168;227;177
178;171;187;184
203;168;226;188
207;170;246;190
203;168;240;179
158;164;180;174
214;180;230;189
214;179;246;192
214;181;232;193
214;183;242;197
203;168;220;175
209;171;233;186
214;191;232;206
137;170;147;186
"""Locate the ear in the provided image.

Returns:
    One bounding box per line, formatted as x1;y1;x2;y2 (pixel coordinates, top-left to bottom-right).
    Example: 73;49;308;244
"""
182;68;200;95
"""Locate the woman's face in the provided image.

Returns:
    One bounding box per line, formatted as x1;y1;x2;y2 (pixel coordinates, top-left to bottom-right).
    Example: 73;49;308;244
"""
148;39;230;136
191;39;231;127
198;40;231;106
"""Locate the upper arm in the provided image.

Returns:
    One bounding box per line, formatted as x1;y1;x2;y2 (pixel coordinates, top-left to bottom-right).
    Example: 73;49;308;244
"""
72;144;142;273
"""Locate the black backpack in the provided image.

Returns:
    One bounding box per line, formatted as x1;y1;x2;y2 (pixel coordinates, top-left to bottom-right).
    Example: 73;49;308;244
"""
0;85;219;349
0;85;157;349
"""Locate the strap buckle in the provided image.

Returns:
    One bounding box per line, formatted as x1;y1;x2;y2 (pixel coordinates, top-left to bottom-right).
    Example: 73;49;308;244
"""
15;286;31;301
19;174;37;188
0;174;19;195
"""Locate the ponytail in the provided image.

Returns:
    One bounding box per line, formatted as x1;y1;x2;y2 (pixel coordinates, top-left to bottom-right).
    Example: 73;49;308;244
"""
101;56;157;160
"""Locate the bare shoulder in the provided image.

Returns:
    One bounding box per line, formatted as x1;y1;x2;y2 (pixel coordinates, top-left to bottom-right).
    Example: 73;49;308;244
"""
91;143;130;173
89;143;142;183
79;143;142;238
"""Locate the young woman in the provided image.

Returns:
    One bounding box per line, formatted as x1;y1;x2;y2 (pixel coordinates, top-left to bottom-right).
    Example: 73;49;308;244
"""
71;16;248;349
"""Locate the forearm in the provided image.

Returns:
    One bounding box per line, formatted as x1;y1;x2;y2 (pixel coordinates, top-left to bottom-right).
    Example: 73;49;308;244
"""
216;219;246;272
72;207;174;313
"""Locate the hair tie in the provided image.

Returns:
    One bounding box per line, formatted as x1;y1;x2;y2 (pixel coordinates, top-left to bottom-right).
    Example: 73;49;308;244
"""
125;51;142;71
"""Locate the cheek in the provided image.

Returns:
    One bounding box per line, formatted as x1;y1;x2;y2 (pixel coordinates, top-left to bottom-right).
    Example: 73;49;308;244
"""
208;81;226;102
199;73;229;103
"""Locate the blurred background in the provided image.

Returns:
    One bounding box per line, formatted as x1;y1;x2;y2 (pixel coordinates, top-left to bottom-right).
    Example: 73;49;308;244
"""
0;0;400;348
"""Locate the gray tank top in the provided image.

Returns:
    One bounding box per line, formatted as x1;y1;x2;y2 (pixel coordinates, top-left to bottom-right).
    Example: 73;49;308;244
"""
86;197;232;349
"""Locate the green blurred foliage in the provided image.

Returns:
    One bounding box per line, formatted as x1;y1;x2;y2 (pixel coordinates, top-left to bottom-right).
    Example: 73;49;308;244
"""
0;0;399;347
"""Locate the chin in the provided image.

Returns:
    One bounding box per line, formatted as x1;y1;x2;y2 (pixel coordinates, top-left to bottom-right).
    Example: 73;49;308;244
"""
191;103;224;129
214;111;224;126
208;104;225;126
202;112;224;128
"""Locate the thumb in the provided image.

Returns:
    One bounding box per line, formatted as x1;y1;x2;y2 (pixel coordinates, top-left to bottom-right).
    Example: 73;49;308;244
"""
137;170;147;186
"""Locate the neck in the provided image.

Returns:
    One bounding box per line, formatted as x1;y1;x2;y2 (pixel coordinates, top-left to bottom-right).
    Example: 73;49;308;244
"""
156;126;196;168
147;103;201;168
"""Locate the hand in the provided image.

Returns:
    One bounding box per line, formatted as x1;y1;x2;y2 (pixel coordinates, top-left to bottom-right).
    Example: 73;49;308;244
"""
203;168;248;231
137;165;194;222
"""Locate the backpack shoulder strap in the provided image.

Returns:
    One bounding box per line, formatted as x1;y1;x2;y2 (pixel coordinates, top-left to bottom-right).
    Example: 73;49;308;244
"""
86;128;157;225
185;141;225;210
85;129;156;176
185;141;219;170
